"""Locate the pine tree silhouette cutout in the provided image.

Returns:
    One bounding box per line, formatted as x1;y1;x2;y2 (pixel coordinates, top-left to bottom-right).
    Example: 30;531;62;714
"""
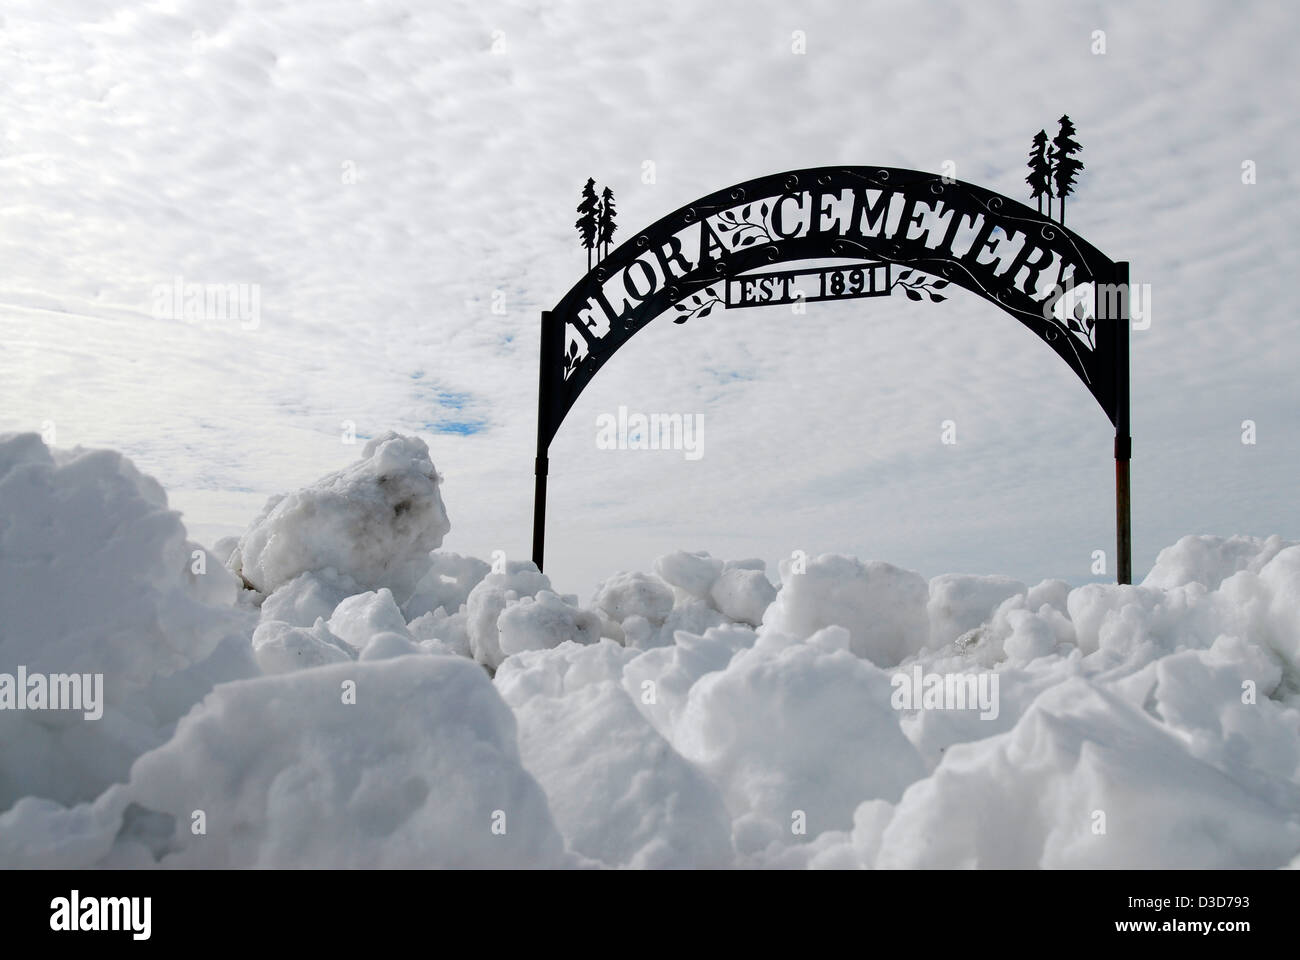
1026;129;1053;215
1051;115;1083;225
575;177;599;270
598;186;617;261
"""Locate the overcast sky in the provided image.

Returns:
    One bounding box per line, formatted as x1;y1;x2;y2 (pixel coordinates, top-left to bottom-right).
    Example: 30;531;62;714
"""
2;0;1296;598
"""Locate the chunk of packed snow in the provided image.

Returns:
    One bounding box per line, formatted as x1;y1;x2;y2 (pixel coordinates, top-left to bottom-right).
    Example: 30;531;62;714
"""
497;591;601;657
761;553;930;667
495;636;639;702
407;608;471;658
229;432;448;599
709;566;777;627
251;619;353;674
653;551;724;600
402;550;492;619
326;588;412;652
649;599;730;650
593;571;676;626
417;637;458;657
1026;578;1071;615
1000;605;1074;662
465;561;552;669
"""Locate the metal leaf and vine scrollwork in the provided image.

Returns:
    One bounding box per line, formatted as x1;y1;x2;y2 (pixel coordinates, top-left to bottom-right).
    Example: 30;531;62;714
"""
672;286;721;323
715;204;773;248
890;270;949;303
1062;299;1096;350
562;337;583;377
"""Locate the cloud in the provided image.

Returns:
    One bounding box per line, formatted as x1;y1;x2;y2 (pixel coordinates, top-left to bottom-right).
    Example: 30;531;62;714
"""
0;0;1295;599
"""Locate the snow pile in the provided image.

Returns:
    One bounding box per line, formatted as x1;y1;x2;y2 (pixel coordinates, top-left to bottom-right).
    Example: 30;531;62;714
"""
228;432;449;600
799;663;1300;869
1142;533;1297;591
672;626;927;851
0;433;256;811
114;656;568;868
3;657;569;868
3;435;1300;869
232;440;608;678
496;641;732;868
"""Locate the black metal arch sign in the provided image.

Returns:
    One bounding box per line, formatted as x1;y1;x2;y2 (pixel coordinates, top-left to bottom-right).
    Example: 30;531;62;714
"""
534;166;1132;581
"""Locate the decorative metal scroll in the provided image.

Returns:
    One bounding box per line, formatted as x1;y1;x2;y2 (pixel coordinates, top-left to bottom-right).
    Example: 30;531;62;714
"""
539;166;1123;453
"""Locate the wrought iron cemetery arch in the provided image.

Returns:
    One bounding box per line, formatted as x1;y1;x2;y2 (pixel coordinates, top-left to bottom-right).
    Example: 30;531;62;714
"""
534;166;1132;582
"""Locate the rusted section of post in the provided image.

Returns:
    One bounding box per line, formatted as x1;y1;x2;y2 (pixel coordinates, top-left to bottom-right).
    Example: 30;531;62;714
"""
1116;456;1132;585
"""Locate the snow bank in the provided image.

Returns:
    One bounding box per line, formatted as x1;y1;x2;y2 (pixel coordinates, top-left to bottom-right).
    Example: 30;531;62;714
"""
854;674;1299;869
0;433;256;810
4;436;1300;870
497;641;732;868
229;432;449;599
1142;533;1296;591
118;657;568;867
676;627;927;848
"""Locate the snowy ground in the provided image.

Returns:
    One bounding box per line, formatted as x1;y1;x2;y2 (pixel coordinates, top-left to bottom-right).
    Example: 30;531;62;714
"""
2;432;1297;868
